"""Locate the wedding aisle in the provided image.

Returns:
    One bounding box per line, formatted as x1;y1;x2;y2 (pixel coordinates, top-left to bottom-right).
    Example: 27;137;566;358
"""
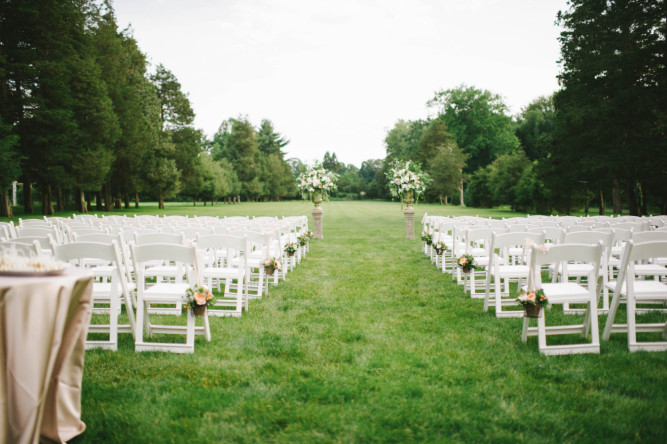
79;201;667;443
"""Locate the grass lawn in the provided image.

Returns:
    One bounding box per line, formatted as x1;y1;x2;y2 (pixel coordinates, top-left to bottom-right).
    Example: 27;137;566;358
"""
10;201;667;442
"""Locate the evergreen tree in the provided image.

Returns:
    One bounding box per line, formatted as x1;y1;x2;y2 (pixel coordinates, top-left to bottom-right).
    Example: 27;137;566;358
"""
554;0;666;214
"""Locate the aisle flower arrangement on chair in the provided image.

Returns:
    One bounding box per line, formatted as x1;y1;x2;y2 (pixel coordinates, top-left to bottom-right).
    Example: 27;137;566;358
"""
457;254;476;273
296;166;339;203
517;289;548;318
297;231;312;246
264;257;282;276
420;231;433;245
385;159;431;204
183;285;216;317
433;241;446;255
284;243;298;257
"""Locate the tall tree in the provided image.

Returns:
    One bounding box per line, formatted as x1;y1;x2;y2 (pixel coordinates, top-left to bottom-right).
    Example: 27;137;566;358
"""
149;64;195;208
0;117;20;217
427;84;519;173
91;3;161;210
223;117;259;200
515;95;556;161
417;118;467;204
555;0;667;214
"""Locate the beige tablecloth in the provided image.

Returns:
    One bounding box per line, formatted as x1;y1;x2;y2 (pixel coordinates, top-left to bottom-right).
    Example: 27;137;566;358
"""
0;268;93;444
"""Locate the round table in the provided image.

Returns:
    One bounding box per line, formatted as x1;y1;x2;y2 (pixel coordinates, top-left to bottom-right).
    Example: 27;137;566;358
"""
0;268;93;444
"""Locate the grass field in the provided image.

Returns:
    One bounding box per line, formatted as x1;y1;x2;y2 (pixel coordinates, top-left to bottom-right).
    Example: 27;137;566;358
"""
7;201;667;442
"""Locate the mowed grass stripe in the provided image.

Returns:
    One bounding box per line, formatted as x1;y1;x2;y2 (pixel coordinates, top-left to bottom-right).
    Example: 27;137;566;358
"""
71;201;667;443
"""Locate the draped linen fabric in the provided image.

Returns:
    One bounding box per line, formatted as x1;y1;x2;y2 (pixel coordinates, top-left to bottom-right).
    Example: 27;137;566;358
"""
0;269;93;444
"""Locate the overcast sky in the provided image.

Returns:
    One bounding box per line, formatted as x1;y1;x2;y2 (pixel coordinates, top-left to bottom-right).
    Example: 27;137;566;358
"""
113;0;568;167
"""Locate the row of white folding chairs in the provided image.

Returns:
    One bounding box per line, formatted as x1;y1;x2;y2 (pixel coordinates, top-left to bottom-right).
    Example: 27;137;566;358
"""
420;219;667;355
52;233;290;354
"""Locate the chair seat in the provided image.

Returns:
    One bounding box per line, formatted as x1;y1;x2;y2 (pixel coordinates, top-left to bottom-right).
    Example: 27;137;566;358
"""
634;264;667;276
605;280;667;299
202;267;245;279
541;282;591;303
93;281;135;296
493;265;529;278
471;255;489;267
144;265;181;277
143;282;190;302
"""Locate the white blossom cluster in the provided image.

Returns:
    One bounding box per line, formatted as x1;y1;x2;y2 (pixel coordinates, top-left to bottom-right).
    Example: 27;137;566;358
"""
296;167;339;199
386;160;430;200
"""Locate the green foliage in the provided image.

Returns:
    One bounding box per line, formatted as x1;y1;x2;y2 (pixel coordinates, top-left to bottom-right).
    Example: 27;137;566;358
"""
554;0;667;214
515;95;556;161
0;117;21;188
384;119;428;161
428;84;520;173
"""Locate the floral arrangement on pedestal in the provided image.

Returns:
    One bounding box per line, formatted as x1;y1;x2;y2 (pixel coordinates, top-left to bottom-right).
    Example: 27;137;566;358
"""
264;257;282;276
296;166;339;203
183;285;216;316
517;289;548;317
385;159;431;204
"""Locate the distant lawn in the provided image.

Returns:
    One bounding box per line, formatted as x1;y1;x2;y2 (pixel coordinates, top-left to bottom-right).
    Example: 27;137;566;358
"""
7;201;667;442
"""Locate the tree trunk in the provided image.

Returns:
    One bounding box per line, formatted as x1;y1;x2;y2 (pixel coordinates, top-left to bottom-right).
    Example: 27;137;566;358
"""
86;191;93;212
212;200;215;206
598;190;605;216
96;191;103;211
612;180;621;214
1;191;13;218
627;182;639;216
445;195;448;205
23;178;33;213
638;182;647;215
114;195;122;210
104;183;113;212
158;192;164;209
77;189;87;213
203;201;207;207
135;192;140;208
459;177;465;207
192;196;197;207
56;186;64;212
124;193;130;209
42;184;54;215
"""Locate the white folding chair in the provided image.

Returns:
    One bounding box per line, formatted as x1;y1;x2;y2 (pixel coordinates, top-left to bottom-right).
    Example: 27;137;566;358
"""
132;243;209;353
521;242;603;355
55;241;136;351
197;234;248;317
555;231;613;314
484;232;545;318
602;241;667;352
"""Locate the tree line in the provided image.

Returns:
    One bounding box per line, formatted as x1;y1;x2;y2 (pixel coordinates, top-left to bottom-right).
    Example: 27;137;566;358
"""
379;0;665;215
0;0;299;217
1;0;664;217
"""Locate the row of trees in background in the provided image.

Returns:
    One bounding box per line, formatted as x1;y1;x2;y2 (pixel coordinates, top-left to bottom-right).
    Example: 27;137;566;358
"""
380;0;666;215
1;0;664;217
0;0;298;217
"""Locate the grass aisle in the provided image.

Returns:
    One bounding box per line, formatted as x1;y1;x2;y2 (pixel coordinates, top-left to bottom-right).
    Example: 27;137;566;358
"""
76;202;666;443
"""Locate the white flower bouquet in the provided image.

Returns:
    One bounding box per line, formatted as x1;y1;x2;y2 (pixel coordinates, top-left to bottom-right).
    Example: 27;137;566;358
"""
297;166;339;201
385;159;431;202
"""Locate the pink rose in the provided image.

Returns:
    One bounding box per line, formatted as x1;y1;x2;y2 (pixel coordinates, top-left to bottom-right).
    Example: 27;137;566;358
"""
194;291;207;305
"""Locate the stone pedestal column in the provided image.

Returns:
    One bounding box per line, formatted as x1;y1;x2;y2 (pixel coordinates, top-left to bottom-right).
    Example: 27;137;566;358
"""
404;191;415;239
312;191;324;239
312;206;324;239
